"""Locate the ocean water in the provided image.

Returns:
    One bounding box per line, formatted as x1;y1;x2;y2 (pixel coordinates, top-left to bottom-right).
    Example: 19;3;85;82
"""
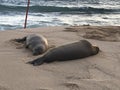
0;0;120;30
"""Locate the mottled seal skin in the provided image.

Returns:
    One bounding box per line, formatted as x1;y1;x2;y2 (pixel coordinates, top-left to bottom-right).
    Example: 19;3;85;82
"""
28;40;99;66
14;34;48;55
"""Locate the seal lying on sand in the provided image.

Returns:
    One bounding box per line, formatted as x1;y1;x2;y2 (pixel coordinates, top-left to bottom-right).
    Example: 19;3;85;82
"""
28;40;99;66
14;34;48;55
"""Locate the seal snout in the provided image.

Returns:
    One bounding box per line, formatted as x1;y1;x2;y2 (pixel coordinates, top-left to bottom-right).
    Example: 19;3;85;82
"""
92;46;100;55
33;46;45;55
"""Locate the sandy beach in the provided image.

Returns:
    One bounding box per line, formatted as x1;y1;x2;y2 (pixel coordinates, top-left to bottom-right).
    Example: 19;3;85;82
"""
0;26;120;90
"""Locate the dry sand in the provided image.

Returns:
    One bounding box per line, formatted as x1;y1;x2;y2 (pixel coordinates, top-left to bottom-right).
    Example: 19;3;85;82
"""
0;26;120;90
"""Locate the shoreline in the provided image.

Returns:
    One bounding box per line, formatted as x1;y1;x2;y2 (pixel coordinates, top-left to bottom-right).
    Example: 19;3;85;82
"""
0;26;120;90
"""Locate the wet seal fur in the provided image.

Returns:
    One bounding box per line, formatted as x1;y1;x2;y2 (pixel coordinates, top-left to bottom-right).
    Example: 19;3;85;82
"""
14;34;48;55
28;40;99;66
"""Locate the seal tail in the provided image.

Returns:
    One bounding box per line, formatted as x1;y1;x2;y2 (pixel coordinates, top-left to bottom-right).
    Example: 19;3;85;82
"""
27;57;45;66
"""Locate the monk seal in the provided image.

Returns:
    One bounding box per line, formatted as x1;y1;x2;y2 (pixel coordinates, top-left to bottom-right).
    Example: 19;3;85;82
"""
28;40;99;66
14;34;48;55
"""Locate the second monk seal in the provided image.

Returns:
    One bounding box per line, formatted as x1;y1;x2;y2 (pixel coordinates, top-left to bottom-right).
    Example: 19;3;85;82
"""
28;40;99;66
14;34;48;55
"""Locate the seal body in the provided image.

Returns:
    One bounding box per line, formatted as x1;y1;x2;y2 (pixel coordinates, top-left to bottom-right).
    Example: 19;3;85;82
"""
28;40;99;66
14;34;48;55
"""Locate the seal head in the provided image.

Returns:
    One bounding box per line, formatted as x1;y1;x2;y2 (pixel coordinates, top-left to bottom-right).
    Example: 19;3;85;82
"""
33;45;46;55
92;46;100;55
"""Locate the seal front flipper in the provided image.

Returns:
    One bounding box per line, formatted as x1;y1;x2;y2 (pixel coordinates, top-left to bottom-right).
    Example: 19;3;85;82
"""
27;57;45;66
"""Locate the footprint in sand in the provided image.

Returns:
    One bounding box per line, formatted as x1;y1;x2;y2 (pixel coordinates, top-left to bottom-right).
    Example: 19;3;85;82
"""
62;82;80;90
36;89;49;90
0;85;9;90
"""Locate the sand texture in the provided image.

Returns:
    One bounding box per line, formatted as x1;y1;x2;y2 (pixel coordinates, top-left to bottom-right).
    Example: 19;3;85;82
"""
0;26;120;90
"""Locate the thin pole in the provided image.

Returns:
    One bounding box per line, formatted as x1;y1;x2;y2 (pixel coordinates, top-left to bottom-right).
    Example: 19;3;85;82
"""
24;0;30;29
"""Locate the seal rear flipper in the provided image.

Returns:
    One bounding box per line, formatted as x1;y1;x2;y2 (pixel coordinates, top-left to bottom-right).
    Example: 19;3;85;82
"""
27;57;44;66
14;37;26;43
